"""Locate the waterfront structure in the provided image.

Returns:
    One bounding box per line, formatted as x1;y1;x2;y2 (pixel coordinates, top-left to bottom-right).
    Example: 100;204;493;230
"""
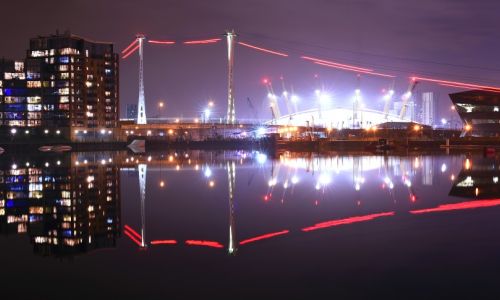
421;92;435;126
449;90;500;137
0;31;119;141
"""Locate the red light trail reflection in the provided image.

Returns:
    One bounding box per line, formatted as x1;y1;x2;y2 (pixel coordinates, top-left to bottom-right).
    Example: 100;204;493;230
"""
124;225;141;240
302;212;395;232
239;230;290;245
151;240;178;245
123;230;142;246
410;199;500;214
185;240;224;248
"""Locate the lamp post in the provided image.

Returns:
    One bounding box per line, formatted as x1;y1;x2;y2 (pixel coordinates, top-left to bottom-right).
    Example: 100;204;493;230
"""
158;101;164;120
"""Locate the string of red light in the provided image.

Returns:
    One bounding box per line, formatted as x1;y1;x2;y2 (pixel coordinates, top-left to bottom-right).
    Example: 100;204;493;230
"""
314;61;396;78
413;76;500;92
121;34;500;92
183;38;221;45
239;230;289;245
122;44;140;59
148;40;176;45
237;41;289;57
121;39;139;54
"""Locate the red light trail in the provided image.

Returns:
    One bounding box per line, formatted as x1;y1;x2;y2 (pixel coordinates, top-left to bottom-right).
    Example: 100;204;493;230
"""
314;61;396;78
124;225;142;240
439;83;500;93
185;240;224;248
239;230;290;245
122;44;140;59
183;38;221;45
151;240;178;245
302;212;395;232
410;199;500;214
237;42;289;57
121;39;138;54
413;76;500;92
301;55;373;72
123;230;142;247
148;40;176;45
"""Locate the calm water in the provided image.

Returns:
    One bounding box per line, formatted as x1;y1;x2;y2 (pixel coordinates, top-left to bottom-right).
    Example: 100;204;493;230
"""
1;150;500;299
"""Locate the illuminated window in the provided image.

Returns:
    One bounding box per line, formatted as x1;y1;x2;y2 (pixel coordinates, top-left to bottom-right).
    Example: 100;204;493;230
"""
31;50;47;57
60;72;69;79
27;104;42;111
14;61;24;72
27;96;41;104
58;88;69;95
59;65;69;71
27;81;41;88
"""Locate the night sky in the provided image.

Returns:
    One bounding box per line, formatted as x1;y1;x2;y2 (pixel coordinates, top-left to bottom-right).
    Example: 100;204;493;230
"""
2;0;499;120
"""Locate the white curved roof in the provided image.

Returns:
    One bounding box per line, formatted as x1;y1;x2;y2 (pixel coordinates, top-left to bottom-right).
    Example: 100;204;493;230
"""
269;107;409;129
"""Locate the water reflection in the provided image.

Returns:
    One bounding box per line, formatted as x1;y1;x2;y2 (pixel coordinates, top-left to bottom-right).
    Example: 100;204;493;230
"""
0;152;120;258
0;150;499;257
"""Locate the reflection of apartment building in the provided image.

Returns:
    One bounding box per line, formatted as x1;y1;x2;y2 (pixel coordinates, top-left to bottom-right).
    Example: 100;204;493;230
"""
0;153;120;257
0;31;119;141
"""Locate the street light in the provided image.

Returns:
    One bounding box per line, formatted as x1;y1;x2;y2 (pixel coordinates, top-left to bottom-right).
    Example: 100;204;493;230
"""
158;101;164;119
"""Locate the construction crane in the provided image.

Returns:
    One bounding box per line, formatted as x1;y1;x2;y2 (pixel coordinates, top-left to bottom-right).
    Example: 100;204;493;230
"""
399;78;419;120
263;78;281;122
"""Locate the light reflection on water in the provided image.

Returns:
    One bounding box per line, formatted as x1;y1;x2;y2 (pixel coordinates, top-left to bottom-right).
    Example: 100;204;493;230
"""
1;150;498;258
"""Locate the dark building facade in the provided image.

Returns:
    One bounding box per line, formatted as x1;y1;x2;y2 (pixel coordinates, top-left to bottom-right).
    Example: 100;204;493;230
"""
0;32;119;141
449;90;500;137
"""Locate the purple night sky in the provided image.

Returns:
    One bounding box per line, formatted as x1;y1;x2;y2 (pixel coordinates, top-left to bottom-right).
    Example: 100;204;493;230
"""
1;0;499;121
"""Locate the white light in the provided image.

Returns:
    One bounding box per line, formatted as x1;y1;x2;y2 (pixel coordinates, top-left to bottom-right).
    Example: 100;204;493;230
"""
101;159;106;165
494;107;499;112
25;162;30;167
315;89;321;96
45;162;49;167
441;118;447;125
355;89;361;95
441;163;447;173
56;130;60;135
403;91;412;100
256;153;267;164
25;130;29;134
282;91;288;97
493;177;498;184
315;183;321;190
44;129;49;134
291;95;299;103
11;164;17;170
108;130;112;134
355;183;361;191
291;175;299;184
86;176;94;183
257;127;267;137
204;109;210;118
318;173;331;186
83;159;88;164
10;128;17;134
100;129;106;134
204;167;212;178
56;160;61;165
147;156;152;162
75;130;79;134
83;130;88;134
268;178;277;187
